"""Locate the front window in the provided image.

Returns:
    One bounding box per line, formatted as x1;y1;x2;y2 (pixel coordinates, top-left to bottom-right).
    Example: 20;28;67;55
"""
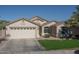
10;27;36;30
32;27;36;29
44;27;49;33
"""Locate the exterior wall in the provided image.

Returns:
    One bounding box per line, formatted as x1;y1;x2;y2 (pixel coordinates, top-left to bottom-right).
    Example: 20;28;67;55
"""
56;24;64;37
51;25;57;37
6;20;40;39
35;27;40;38
32;20;47;26
42;26;45;36
0;30;6;39
31;16;48;26
44;22;56;27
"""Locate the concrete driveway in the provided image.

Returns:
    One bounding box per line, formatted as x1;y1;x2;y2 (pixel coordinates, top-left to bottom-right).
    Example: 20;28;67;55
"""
0;39;76;54
0;39;43;54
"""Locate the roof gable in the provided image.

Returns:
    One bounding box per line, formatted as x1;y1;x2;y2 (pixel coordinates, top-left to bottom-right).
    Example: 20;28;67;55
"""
31;16;48;22
43;21;56;27
6;18;40;26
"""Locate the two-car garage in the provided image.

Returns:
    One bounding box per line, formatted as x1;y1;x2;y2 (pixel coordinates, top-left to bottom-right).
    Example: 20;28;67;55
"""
9;27;37;39
6;19;40;39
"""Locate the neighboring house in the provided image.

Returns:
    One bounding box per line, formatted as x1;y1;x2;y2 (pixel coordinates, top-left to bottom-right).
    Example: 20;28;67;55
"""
5;16;64;39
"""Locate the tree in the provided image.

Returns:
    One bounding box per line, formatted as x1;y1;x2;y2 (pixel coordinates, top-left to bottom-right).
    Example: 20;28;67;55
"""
0;20;9;30
65;6;79;27
59;27;72;39
65;6;79;39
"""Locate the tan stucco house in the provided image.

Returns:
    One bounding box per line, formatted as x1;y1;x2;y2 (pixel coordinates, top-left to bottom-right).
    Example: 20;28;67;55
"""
5;16;64;39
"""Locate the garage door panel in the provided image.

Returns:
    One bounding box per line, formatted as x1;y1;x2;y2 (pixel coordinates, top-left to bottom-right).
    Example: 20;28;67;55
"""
9;29;36;39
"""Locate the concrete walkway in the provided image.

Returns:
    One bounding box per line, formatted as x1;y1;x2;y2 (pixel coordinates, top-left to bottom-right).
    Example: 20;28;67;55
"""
26;50;75;54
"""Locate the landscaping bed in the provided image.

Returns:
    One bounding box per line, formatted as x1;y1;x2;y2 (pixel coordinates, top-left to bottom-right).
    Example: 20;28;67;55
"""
39;40;79;50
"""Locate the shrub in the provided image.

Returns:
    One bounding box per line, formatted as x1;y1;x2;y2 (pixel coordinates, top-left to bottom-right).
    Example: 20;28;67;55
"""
44;33;50;38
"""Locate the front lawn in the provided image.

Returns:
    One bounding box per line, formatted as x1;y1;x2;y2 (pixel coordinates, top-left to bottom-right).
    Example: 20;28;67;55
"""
39;40;79;50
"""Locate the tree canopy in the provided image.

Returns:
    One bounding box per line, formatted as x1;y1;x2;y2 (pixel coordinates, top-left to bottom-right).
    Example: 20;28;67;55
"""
0;20;9;30
65;6;79;27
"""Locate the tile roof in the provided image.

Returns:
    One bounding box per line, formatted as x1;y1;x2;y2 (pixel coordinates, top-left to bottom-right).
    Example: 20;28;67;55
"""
6;18;40;26
31;16;48;22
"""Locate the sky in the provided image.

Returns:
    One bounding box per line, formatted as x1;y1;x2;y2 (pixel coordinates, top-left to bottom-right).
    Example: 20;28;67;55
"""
0;5;76;21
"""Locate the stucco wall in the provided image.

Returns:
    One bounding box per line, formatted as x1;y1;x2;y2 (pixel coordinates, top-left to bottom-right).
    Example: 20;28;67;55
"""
32;20;47;26
0;30;6;39
56;24;64;37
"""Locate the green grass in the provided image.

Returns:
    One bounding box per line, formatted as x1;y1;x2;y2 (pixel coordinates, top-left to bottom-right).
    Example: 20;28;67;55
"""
39;40;79;50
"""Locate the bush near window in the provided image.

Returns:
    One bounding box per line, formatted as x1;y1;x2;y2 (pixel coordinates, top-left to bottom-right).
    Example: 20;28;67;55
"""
44;33;50;38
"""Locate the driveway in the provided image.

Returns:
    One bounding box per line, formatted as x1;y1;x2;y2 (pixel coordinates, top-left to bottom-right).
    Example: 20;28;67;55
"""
0;39;43;54
0;39;76;54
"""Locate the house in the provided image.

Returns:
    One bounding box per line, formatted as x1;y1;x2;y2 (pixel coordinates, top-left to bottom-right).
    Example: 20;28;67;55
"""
6;18;40;39
42;21;64;37
5;16;64;39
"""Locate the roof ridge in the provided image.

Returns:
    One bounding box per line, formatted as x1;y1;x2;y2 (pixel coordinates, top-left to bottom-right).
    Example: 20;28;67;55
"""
6;18;40;26
31;16;48;22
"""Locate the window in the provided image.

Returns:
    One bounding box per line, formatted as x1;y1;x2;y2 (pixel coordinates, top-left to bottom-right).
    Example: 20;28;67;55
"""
27;27;29;30
17;27;20;29
10;27;17;30
14;27;16;29
29;27;32;30
33;27;36;29
10;27;36;30
10;27;13;29
24;27;26;30
44;27;49;33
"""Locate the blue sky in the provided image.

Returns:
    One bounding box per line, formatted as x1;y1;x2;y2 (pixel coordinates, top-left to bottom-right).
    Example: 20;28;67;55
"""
0;5;76;21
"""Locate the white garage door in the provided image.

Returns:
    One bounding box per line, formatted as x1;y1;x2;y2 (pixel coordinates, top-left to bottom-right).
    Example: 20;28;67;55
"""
9;27;37;39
